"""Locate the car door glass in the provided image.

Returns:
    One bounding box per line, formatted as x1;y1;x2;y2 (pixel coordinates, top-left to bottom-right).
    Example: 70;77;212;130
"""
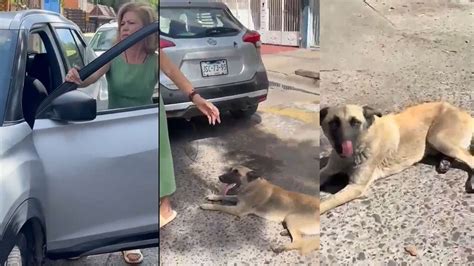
25;30;63;94
28;33;46;53
55;28;84;69
23;29;63;122
55;28;109;111
71;30;86;61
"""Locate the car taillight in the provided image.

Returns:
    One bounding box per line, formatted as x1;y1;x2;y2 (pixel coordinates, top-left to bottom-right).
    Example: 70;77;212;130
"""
242;30;261;48
160;38;176;49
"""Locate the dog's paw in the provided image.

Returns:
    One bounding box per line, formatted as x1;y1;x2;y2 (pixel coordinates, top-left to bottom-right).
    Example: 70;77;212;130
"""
271;245;285;254
206;194;221;201
354;149;368;165
199;203;215;210
436;159;451;174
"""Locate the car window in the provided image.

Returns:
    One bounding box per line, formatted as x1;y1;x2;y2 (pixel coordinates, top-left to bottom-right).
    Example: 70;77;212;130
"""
89;28;117;51
73;30;110;112
20;28;64;123
24;29;63;93
28;33;46;53
72;30;86;60
0;30;17;121
160;7;243;38
55;28;85;69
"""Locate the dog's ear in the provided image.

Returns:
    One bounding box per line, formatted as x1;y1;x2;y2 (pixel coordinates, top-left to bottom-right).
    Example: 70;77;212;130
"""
320;107;329;125
363;106;382;127
363;106;382;118
246;171;260;182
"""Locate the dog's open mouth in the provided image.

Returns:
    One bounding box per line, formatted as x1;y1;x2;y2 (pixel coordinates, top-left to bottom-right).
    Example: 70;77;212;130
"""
222;183;237;195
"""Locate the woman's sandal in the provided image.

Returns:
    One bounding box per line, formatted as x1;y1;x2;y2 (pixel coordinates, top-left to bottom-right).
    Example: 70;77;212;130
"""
122;249;144;264
160;210;177;228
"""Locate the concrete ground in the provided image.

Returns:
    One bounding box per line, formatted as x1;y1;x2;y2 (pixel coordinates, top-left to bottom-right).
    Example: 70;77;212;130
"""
159;54;319;264
45;249;158;266
320;0;473;264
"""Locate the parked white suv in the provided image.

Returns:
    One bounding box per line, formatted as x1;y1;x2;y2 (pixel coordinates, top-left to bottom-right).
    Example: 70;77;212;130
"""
89;21;118;57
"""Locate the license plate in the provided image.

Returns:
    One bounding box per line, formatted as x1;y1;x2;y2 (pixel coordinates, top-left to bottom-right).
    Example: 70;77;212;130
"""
200;59;228;77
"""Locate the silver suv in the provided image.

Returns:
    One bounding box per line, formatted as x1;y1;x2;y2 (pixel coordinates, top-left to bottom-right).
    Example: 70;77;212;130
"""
159;0;269;119
0;10;158;264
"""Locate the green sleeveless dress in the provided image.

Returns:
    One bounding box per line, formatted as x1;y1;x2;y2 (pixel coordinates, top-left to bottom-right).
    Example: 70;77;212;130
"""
158;95;176;197
106;54;176;198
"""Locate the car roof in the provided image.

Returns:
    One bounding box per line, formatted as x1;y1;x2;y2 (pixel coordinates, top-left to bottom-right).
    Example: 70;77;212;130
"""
97;21;118;30
160;0;228;9
0;10;70;30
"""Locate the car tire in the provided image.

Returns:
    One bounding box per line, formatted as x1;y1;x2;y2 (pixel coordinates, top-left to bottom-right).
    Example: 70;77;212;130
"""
5;227;43;266
230;104;258;119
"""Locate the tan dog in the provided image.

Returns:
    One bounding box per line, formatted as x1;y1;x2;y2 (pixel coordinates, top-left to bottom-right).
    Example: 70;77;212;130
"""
200;166;319;255
320;101;474;214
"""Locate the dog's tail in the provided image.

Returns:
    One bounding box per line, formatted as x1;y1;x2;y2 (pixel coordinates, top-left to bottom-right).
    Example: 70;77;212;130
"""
300;237;320;254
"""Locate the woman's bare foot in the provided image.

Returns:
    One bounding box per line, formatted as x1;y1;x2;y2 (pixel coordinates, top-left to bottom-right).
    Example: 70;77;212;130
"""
160;197;173;219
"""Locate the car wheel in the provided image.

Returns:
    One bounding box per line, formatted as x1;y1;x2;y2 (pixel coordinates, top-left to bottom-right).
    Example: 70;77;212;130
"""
5;229;43;266
230;104;258;119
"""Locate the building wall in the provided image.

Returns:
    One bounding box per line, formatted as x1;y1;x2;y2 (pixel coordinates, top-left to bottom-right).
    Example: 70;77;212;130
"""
62;0;87;10
213;0;255;30
63;0;78;9
78;0;87;10
215;0;319;47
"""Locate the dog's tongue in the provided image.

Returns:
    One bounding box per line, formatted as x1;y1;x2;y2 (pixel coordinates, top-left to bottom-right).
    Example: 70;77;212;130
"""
342;140;353;157
222;183;235;195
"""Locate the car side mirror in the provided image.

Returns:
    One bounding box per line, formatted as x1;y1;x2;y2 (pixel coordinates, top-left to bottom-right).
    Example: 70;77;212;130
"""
47;90;97;122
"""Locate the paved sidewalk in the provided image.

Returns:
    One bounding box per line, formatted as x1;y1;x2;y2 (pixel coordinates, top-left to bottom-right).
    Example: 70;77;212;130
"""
261;45;320;94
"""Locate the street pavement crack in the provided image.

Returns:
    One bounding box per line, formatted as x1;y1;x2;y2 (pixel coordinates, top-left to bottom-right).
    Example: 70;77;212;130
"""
269;81;320;96
363;0;397;28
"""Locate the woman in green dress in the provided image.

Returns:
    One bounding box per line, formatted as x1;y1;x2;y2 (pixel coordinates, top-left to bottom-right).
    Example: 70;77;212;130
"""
65;2;220;264
159;50;221;226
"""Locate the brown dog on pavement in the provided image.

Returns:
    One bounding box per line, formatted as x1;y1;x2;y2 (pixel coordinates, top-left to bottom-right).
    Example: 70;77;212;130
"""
319;101;474;215
200;165;319;255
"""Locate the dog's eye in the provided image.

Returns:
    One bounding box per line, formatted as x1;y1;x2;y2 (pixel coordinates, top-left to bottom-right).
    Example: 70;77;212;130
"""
350;118;361;127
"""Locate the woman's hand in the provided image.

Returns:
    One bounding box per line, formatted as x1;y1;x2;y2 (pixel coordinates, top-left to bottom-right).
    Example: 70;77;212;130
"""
65;67;83;86
192;95;221;125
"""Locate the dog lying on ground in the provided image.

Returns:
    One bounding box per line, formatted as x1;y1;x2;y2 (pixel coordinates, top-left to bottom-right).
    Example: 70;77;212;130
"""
200;166;319;255
319;101;474;214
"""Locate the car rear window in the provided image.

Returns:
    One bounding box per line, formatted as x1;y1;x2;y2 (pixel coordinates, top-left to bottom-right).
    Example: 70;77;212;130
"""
90;28;117;51
160;7;244;39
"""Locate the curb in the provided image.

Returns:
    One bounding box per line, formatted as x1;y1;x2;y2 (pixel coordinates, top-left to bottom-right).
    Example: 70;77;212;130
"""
267;71;320;95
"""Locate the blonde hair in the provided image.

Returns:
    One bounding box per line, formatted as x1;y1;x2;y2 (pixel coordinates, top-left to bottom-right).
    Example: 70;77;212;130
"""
117;2;158;54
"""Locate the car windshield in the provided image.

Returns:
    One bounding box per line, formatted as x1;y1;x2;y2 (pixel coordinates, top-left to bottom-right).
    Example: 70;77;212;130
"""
160;7;243;38
0;30;17;112
89;28;117;51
